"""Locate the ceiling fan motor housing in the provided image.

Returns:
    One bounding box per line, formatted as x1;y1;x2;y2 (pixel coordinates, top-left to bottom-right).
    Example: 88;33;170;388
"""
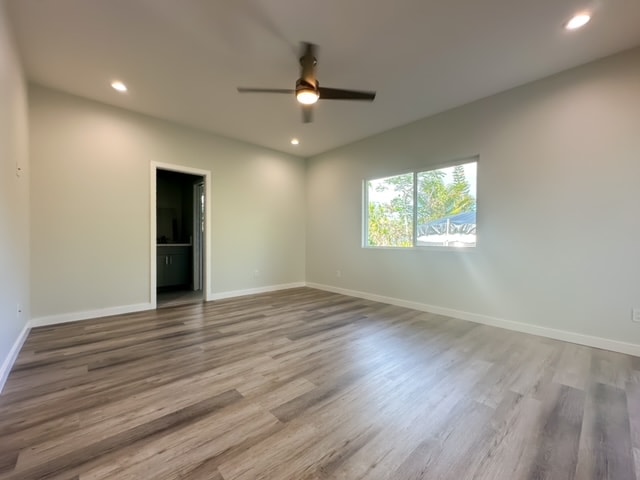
296;78;318;94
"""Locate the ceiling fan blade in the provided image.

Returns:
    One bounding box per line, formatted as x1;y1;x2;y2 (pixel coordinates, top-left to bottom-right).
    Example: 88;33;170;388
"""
237;87;295;94
302;104;313;123
318;87;376;101
300;42;318;86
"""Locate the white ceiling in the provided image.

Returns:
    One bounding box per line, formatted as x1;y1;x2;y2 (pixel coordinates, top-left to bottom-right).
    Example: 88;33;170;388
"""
7;0;640;157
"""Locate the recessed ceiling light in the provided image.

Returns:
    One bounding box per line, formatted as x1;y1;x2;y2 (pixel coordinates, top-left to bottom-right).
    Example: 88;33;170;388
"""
565;13;591;30
111;81;128;93
291;138;300;145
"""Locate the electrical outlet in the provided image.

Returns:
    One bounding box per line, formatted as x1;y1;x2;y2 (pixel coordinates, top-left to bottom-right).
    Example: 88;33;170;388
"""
633;308;640;323
336;270;342;278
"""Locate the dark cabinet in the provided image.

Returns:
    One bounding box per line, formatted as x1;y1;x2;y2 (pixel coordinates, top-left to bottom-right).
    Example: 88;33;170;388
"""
157;246;190;287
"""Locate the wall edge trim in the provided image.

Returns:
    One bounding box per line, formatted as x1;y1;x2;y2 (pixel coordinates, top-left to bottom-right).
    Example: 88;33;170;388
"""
306;282;640;357
208;282;306;301
0;321;31;394
31;303;154;328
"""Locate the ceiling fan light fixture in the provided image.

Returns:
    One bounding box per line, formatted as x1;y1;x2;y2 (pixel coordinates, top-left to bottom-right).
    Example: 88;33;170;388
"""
236;42;376;122
296;88;319;105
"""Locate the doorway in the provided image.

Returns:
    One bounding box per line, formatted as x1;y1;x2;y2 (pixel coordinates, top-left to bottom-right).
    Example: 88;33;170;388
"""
150;163;211;309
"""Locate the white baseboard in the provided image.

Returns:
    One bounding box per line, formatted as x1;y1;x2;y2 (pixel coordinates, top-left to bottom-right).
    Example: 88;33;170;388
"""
27;282;307;329
208;282;306;301
31;302;154;328
0;321;31;394
1;283;303;393
8;280;636;395
306;282;640;357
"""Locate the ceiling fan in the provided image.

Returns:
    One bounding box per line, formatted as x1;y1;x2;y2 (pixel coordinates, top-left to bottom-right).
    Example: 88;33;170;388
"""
237;42;376;123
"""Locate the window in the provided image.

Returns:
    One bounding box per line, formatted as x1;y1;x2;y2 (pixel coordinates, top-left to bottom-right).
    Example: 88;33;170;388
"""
365;159;477;248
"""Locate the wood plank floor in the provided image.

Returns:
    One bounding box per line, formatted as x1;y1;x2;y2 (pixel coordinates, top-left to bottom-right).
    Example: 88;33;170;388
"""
1;287;638;479
157;288;204;309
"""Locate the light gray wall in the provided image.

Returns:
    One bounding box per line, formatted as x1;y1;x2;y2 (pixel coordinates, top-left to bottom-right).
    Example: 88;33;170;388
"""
306;47;640;346
0;0;29;371
29;86;306;318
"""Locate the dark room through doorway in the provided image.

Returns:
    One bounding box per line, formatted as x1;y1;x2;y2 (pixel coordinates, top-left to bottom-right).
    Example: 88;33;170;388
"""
156;168;205;308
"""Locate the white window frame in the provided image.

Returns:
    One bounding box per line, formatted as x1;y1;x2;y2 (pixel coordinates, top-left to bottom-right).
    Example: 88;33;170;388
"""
363;156;478;250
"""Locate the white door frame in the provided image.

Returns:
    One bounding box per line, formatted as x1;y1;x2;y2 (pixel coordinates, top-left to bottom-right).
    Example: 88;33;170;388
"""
150;162;213;308
192;181;205;291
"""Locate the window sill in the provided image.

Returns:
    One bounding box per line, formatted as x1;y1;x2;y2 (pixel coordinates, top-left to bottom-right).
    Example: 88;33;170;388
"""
362;245;476;252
